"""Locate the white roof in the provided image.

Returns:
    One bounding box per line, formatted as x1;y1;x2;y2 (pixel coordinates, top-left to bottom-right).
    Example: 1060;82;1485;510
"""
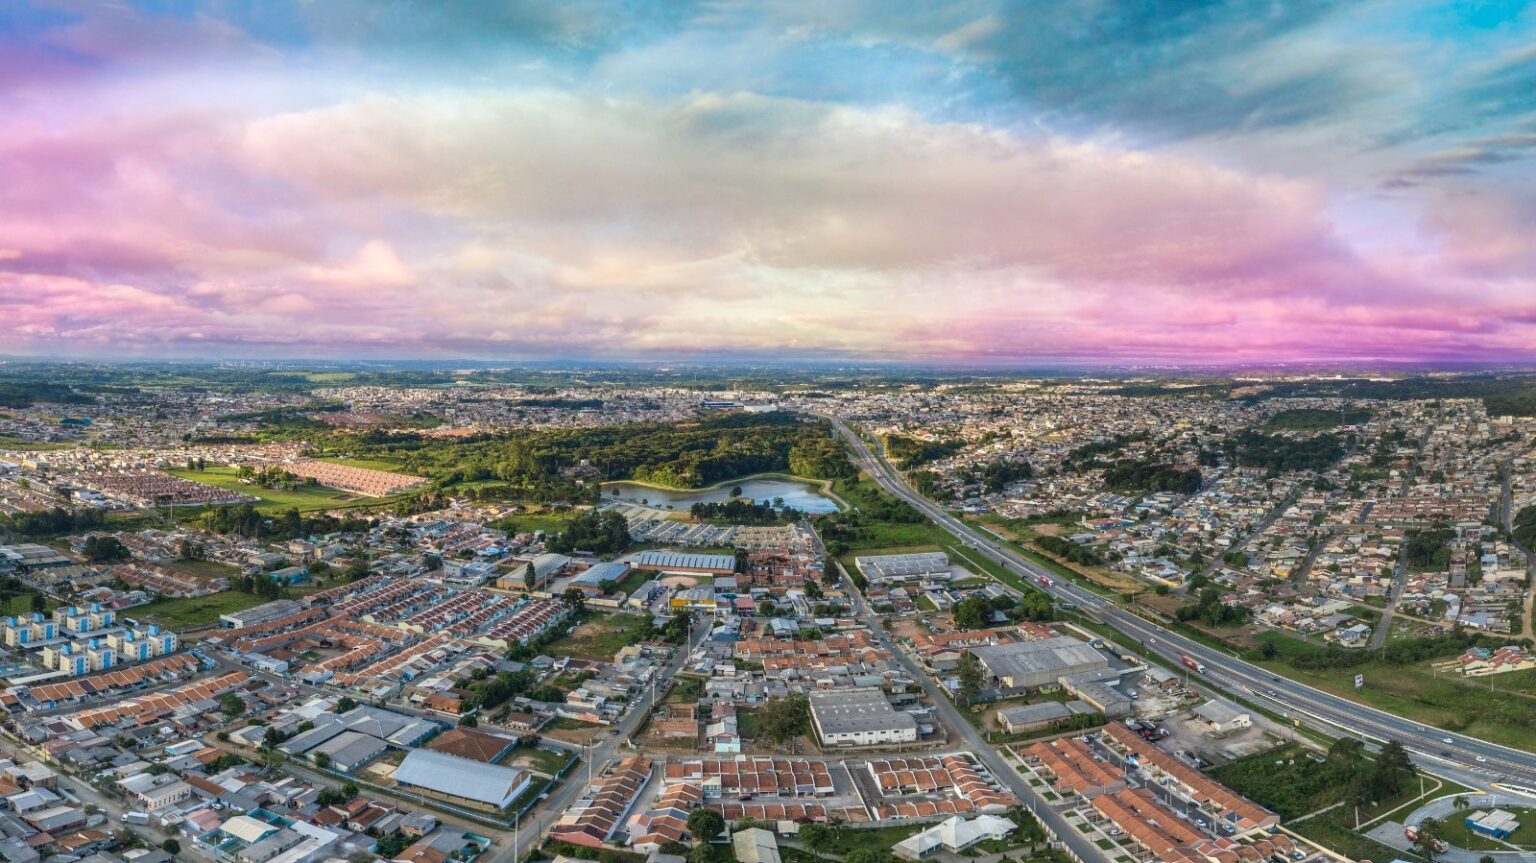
222;814;279;844
392;748;528;807
894;815;1016;857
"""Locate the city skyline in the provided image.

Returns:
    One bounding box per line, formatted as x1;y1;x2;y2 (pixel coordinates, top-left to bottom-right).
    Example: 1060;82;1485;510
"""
4;1;1536;364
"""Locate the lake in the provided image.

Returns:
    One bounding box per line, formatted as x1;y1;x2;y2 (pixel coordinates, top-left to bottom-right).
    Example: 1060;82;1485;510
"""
601;476;840;514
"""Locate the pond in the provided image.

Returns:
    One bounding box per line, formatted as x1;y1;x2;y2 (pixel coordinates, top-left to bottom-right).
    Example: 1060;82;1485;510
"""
601;476;840;514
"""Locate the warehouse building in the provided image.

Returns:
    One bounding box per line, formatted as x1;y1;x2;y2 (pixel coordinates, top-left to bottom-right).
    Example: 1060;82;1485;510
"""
855;552;950;585
808;688;918;747
220;599;303;629
970;636;1107;691
1194;700;1252;733
633;551;736;575
392;748;531;812
569;561;631;595
309;730;389;773
997;700;1097;734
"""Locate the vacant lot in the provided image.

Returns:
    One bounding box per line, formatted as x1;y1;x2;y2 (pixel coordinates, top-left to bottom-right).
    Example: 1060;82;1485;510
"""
167;466;362;512
544;612;653;661
1252;631;1536;751
132;590;269;630
158;559;241;581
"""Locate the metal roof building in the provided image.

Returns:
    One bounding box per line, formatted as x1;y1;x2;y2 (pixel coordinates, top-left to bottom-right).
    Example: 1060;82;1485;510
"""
633;551;736;574
970;636;1108;690
392;748;531;811
309;730;388;773
855;552;950;584
570;561;631;592
808;687;918;747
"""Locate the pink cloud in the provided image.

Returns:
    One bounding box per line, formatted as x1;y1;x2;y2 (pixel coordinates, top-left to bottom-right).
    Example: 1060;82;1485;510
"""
0;87;1532;362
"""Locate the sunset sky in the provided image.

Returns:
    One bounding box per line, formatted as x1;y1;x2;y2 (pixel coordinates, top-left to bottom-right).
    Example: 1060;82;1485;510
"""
3;1;1536;364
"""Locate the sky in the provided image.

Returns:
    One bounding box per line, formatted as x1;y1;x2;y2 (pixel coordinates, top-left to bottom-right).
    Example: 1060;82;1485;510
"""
2;1;1536;366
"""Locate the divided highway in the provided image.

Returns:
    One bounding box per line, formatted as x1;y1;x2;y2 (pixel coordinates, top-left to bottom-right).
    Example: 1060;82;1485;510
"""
822;415;1536;790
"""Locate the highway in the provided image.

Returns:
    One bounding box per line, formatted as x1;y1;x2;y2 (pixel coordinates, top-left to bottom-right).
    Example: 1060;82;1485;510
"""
822;414;1536;791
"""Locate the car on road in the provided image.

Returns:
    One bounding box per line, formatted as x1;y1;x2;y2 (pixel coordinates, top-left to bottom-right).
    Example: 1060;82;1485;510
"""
1266;689;1277;697
1443;737;1453;743
1477;756;1488;763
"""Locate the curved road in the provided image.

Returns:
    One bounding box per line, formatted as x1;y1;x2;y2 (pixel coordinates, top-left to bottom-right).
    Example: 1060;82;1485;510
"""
822;414;1536;790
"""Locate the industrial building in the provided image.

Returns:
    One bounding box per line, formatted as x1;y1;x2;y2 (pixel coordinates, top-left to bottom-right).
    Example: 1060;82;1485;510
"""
392;748;531;812
969;636;1108;690
855;552;950;584
997;700;1097;734
633;551;736;574
808;687;918;747
569;561;631;594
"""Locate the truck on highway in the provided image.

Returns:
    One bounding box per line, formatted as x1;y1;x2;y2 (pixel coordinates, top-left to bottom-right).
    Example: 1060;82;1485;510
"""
121;812;149;825
1181;655;1206;673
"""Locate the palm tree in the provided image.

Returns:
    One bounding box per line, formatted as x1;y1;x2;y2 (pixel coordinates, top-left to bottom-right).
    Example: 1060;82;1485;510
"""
1453;796;1471;812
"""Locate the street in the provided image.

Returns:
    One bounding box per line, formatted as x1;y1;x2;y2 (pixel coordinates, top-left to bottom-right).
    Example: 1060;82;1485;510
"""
821;413;1536;793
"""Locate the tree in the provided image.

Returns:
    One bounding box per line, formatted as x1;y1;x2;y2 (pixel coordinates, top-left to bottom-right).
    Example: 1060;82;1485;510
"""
957;652;985;703
524;561;537;587
1453;795;1471;812
1412;816;1444;860
844;850;893;863
336;696;358;713
753;694;810;744
177;540;203;561
562;588;587;616
687;808;725;844
953;595;990;630
341;781;359;799
458;713;479;727
261;726;284;750
218;693;244;717
799;824;833;861
83;535;131;563
28;592;45;614
687;844;715;863
161;839;181;855
314;752;332;769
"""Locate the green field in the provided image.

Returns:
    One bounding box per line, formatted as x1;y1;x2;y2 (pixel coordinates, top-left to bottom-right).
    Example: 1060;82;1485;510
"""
500;745;574;776
158;559;242;581
167;466;364;512
1251;631;1536;751
131;590;271;629
543;612;653;660
313;456;406;472
0;436;70;451
612;567;655;597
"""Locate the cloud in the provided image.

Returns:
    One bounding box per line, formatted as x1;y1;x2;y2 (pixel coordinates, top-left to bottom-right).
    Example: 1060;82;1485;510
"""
0;0;1534;363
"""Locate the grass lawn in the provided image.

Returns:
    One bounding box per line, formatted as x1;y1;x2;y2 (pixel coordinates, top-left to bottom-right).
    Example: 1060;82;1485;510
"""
313;455;406;472
1251;631;1536;750
500;745;574;776
916;595;938;611
544;612;654;661
545;717;600;731
2;595;49;615
613;567;655;597
167;466;365;512
158;559;241;581
489;510;572;536
0;436;70;451
131;590;270;629
815;823;925;855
